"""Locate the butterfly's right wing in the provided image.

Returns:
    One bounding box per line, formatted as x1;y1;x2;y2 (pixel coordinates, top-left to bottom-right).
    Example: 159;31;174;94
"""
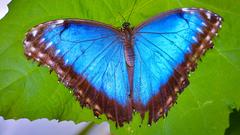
24;19;132;126
132;8;222;124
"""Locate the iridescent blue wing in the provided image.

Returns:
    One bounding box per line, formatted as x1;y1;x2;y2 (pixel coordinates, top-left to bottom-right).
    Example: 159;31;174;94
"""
133;8;222;124
24;19;132;126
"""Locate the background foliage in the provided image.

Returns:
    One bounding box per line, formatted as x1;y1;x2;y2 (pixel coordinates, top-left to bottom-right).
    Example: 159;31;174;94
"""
0;0;239;135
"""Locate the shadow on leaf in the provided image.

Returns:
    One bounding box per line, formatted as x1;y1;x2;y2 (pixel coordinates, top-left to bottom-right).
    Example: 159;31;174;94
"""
225;109;240;135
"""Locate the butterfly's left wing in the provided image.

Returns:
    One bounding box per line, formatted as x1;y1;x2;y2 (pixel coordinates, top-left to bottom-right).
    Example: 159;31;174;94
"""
24;19;132;126
133;8;222;124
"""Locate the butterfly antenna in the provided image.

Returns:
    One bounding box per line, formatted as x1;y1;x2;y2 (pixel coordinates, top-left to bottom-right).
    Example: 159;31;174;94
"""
127;0;137;22
118;12;127;22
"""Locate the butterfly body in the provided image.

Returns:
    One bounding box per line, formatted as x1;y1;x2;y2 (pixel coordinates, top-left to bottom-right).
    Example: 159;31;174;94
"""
120;22;135;96
121;22;134;67
23;8;222;126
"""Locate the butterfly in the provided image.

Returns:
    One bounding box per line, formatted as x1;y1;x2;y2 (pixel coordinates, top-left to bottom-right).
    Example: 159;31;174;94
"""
23;8;222;127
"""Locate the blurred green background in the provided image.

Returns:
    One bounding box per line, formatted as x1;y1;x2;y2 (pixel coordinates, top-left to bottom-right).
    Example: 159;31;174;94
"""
0;0;239;135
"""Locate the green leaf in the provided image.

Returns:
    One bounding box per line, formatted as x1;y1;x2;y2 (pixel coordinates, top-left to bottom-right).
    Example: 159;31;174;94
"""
0;0;239;135
77;122;95;135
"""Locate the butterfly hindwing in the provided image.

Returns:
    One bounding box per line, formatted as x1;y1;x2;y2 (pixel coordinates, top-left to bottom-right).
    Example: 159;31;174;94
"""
133;8;222;124
24;19;132;126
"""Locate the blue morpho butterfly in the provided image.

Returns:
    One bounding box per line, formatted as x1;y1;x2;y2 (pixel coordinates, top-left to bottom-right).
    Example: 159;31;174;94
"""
23;7;222;126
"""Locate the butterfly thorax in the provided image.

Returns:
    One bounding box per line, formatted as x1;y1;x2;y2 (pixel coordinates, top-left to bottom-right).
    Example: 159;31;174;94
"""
121;22;134;68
